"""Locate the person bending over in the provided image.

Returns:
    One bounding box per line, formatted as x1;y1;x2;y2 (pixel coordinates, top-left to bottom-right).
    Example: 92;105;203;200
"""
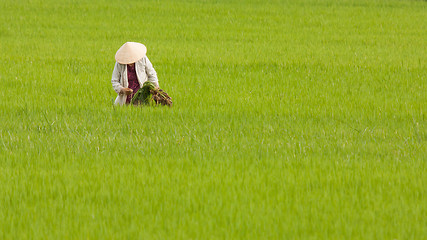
111;42;159;105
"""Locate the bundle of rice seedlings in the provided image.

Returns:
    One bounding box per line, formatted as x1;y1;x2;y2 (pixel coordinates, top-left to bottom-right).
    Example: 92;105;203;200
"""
152;88;173;106
131;82;172;106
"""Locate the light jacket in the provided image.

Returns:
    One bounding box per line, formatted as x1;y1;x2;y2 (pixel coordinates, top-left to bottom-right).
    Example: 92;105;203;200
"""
111;56;159;105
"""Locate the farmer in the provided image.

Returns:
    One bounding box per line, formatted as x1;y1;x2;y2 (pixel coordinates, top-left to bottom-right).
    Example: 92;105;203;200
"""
111;42;159;105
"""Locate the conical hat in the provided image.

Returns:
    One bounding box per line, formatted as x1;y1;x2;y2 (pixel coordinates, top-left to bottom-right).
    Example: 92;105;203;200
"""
115;42;147;64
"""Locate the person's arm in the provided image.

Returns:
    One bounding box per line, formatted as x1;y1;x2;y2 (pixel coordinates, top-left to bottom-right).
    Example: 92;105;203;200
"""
111;62;123;94
112;62;132;95
145;57;159;88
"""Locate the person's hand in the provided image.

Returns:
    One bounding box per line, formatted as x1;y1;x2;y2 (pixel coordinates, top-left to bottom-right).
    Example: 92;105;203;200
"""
120;88;133;96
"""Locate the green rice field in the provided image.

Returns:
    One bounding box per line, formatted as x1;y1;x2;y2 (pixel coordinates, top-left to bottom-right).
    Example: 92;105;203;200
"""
0;0;426;239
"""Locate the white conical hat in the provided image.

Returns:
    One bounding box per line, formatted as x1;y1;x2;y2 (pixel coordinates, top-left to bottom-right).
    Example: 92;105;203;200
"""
115;42;147;64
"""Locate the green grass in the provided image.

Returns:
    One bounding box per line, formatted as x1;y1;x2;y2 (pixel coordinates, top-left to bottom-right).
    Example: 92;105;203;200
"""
0;0;426;239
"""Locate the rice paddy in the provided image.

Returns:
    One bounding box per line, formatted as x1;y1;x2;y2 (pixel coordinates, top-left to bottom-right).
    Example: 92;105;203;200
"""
0;0;426;239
